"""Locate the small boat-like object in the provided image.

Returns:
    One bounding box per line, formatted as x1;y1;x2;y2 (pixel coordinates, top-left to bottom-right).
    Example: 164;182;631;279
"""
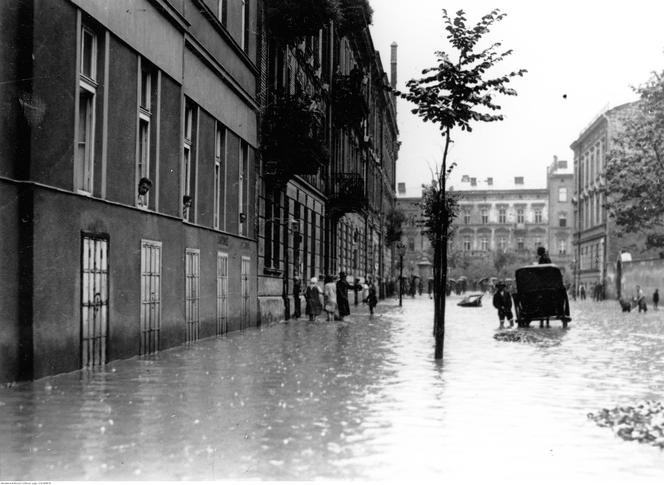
457;293;483;307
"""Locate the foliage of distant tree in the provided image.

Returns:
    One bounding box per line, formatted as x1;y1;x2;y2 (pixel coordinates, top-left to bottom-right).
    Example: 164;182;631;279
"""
338;0;373;33
266;0;373;45
399;9;526;359
385;208;406;244
267;0;340;45
605;71;664;248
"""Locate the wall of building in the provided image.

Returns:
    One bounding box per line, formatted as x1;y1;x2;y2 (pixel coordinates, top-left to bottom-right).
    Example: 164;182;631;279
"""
28;187;257;379
615;258;664;304
0;182;21;382
0;0;262;382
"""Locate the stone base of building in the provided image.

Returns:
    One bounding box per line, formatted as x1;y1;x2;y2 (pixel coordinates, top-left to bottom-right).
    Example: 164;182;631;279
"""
258;296;285;325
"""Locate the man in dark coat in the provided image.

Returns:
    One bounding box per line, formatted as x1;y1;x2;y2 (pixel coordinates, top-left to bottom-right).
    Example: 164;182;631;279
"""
336;272;351;320
537;246;552;264
493;281;514;329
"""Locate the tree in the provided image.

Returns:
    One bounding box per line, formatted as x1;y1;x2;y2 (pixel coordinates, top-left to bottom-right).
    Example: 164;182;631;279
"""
385;207;406;244
605;71;664;248
399;9;526;359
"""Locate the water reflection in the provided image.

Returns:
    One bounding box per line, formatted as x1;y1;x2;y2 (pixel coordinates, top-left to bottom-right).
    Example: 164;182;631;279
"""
1;298;664;480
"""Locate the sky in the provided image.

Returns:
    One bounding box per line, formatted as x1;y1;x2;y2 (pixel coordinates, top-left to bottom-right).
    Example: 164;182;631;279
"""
369;0;664;196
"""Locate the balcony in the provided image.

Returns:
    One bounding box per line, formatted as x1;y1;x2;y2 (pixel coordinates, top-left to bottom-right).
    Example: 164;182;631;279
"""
328;172;368;218
261;93;328;178
332;70;369;130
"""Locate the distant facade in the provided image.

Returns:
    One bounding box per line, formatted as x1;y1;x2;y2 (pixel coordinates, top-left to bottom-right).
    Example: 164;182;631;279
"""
395;197;432;282
450;185;549;261
546;157;574;270
570;101;655;298
257;3;399;320
396;160;575;284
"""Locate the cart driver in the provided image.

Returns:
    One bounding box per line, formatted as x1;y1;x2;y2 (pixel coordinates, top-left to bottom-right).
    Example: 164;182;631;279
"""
493;280;515;329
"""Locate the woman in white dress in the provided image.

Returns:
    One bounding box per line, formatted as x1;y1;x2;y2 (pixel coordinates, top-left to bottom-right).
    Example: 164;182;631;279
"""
323;275;337;321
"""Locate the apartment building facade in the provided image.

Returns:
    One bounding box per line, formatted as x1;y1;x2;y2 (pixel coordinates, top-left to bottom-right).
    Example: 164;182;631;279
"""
1;0;260;382
569;102;659;298
257;2;399;320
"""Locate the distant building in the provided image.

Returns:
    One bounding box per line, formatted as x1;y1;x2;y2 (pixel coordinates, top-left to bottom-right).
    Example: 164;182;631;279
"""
449;183;549;263
547;156;574;270
395;197;432;282
396;159;575;285
570;102;651;298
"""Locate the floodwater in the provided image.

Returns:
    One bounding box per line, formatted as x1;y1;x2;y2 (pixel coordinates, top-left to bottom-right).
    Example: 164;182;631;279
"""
1;296;664;481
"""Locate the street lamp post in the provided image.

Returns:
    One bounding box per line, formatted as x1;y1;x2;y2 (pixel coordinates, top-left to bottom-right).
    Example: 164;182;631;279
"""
397;242;407;307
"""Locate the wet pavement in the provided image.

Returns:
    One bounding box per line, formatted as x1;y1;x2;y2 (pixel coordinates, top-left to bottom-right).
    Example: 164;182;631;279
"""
2;295;664;481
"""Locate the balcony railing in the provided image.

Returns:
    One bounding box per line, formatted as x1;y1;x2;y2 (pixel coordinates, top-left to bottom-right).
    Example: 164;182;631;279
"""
329;172;368;216
261;93;328;178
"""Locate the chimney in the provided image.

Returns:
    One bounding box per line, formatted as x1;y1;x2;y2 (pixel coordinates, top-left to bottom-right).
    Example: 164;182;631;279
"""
390;42;398;90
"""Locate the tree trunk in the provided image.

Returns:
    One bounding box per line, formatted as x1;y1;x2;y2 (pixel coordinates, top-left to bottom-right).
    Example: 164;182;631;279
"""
433;192;447;360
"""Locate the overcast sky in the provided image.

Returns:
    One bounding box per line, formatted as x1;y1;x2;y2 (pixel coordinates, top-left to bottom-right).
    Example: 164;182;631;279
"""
369;0;664;196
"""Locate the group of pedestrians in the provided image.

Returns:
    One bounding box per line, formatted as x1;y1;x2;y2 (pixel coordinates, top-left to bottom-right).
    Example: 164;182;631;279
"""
633;285;660;312
302;272;378;322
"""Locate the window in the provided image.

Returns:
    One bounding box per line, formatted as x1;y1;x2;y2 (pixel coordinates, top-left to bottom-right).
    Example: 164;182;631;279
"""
218;0;228;27
241;0;250;52
183;102;196;221
80;27;97;80
480;209;488;224
558;187;568;202
558;239;567;255
239;142;249;236
517;208;524;224
517;237;524;250
76;26;98;194
487;177;493;186
137;61;153;208
214;124;225;229
408;237;415;251
470;177;477;187
559;213;567;227
498;236;507;252
463;210;470;225
480;237;488;251
463;237;471;251
498;208;506;224
515;176;524;185
534;209;542;224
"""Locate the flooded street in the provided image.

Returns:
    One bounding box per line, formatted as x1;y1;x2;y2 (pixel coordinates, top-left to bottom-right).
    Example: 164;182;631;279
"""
2;296;664;481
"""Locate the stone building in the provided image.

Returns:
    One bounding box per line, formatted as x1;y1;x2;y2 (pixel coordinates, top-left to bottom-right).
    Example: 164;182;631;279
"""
570;102;652;298
449;178;549;266
257;2;399;320
1;0;261;382
395;158;575;286
546;156;574;270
